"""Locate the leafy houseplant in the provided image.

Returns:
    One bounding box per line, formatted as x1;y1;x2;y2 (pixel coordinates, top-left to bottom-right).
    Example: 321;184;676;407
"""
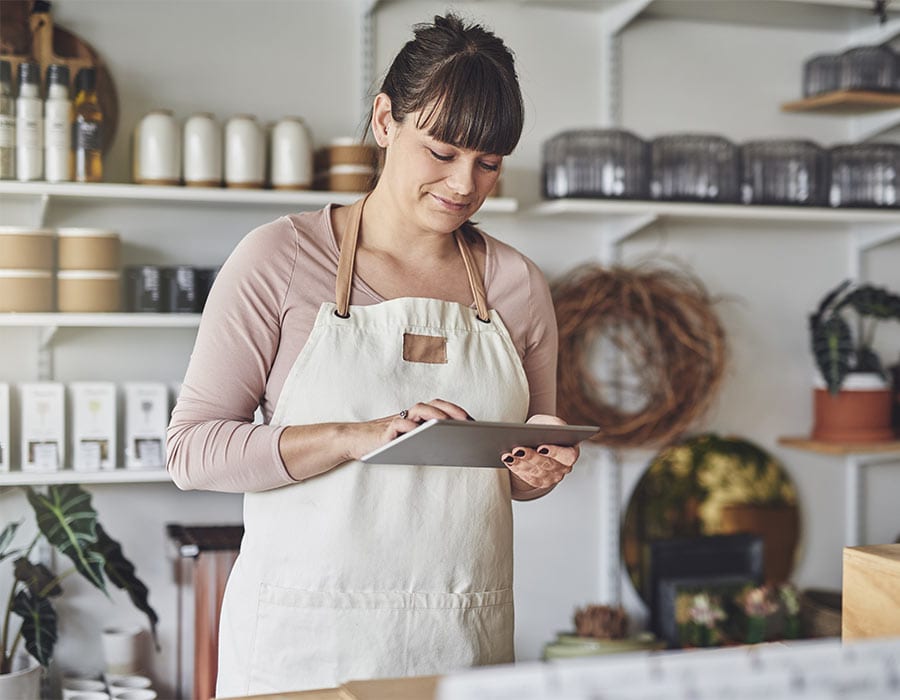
0;484;158;674
809;280;900;394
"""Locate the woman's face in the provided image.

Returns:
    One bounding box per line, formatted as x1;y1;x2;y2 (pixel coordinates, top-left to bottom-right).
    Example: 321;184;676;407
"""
377;103;503;234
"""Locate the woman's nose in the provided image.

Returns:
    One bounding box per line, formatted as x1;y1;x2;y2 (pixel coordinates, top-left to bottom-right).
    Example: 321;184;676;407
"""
446;161;475;196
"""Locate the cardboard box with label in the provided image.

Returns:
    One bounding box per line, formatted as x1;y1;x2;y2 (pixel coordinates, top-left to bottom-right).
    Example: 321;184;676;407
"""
124;382;168;469
20;382;65;472
71;382;117;471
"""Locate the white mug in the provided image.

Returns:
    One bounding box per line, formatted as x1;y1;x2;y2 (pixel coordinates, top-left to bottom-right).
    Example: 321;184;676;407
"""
111;690;156;700
225;114;265;188
183;113;222;187
270;116;313;189
133;110;181;185
105;674;152;691
101;627;143;675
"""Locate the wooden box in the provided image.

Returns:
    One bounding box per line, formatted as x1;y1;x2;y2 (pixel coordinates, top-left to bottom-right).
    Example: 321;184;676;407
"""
842;544;900;640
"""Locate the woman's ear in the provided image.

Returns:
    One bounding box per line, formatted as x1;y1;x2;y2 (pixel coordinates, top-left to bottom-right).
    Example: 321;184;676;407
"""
371;93;393;148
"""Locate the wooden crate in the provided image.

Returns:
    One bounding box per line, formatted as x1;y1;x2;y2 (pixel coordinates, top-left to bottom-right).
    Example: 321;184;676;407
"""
842;544;900;640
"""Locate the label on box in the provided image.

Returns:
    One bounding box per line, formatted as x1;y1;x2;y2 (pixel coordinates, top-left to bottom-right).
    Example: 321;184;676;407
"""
0;383;9;472
124;382;168;469
20;382;65;472
71;382;117;471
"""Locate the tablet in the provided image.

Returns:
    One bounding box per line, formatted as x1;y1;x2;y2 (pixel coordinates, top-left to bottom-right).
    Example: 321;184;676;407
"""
360;419;600;468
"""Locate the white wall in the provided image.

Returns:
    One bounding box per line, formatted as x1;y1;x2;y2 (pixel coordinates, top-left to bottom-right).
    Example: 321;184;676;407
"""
1;0;899;693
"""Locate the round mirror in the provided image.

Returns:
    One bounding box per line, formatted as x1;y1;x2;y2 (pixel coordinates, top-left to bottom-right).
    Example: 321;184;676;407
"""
621;433;801;601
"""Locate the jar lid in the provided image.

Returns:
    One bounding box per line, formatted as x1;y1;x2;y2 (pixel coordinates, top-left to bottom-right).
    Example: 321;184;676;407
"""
0;269;53;278
57;228;120;238
46;64;70;88
58;270;121;280
75;67;97;92
145;108;175;116
0;226;54;236
17;61;40;85
0;60;10;84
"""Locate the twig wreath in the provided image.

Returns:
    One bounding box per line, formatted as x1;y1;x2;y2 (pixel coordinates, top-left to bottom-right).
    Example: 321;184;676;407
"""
552;264;727;448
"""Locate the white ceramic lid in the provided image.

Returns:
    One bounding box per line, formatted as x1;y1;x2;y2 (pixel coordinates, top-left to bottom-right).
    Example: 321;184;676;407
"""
0;226;54;236
329;165;375;175
57;270;121;280
57;228;119;238
0;269;53;278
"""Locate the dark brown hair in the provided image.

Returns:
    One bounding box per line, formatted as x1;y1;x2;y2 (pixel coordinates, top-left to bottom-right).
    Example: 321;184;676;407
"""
377;13;524;156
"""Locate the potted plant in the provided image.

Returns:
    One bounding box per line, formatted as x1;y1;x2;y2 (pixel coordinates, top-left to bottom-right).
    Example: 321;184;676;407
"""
0;484;158;698
808;280;900;442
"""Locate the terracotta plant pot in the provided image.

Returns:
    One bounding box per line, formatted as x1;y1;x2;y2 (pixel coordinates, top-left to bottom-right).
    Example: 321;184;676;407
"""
719;503;800;585
812;374;895;442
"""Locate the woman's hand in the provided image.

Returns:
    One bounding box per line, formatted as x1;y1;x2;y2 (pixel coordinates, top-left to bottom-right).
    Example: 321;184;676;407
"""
344;398;472;461
502;414;579;491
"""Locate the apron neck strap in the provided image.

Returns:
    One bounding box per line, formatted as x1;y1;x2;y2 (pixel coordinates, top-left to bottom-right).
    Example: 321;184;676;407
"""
334;195;491;322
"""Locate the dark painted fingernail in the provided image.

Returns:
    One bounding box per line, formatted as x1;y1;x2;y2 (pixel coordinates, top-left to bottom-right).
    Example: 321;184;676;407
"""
538;447;550;455
466;414;475;421
513;449;526;458
503;455;515;464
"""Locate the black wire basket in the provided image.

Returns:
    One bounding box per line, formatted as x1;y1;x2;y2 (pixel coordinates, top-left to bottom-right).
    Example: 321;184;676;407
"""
740;140;829;206
839;45;900;92
829;142;900;207
650;134;741;203
803;54;840;97
542;129;649;199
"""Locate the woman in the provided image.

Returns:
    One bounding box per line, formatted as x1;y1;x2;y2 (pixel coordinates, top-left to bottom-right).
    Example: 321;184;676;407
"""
167;13;578;696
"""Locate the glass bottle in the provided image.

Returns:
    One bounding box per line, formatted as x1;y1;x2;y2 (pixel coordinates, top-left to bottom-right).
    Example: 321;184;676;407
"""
73;67;103;182
0;60;14;180
44;64;72;183
15;61;42;181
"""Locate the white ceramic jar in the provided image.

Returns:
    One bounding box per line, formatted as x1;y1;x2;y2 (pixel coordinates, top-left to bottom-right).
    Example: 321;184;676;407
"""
183;112;222;187
225;114;265;188
270;116;313;190
133;109;181;185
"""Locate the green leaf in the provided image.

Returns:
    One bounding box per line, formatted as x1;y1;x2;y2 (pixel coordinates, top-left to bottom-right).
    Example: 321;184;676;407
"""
845;285;900;320
14;558;63;598
811;315;853;394
0;520;21;563
92;524;160;648
11;588;58;667
26;485;107;593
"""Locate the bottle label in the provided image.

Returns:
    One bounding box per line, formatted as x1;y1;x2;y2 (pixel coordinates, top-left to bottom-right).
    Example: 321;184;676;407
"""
16;117;42;149
46;117;71;149
0;115;14;148
74;121;103;152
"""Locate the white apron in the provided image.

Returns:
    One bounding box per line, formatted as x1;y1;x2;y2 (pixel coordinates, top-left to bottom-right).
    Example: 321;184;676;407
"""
216;196;530;696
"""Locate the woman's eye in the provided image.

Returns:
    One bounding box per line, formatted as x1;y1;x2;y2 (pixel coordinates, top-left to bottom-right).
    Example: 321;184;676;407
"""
480;161;500;172
428;149;454;162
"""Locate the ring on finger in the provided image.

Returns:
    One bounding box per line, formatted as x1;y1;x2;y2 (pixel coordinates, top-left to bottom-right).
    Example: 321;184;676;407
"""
399;409;409;420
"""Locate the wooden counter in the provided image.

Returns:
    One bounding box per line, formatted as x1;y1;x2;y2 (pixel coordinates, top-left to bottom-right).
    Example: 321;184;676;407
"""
220;675;439;700
842;544;900;640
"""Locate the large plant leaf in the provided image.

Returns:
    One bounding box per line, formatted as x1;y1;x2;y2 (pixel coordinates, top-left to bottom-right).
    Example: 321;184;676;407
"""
844;285;900;320
14;557;63;598
92;524;160;648
11;588;58;667
26;485;107;593
0;520;21;563
811;315;853;394
811;279;852;327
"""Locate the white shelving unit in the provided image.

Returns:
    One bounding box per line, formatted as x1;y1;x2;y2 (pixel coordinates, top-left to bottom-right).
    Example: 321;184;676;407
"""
0;313;201;329
0;469;172;487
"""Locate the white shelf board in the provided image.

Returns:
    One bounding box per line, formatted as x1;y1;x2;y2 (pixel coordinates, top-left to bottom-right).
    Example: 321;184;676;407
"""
0;313;201;328
0;181;518;213
531;198;900;226
0;469;172;487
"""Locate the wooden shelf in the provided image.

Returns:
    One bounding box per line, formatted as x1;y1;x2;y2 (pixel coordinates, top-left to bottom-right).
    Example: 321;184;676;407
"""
0;469;172;487
782;90;900;114
778;436;900;456
0;313;201;328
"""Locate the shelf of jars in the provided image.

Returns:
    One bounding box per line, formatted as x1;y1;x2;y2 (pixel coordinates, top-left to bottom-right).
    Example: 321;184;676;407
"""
0;181;520;213
782;90;900;113
0;468;172;487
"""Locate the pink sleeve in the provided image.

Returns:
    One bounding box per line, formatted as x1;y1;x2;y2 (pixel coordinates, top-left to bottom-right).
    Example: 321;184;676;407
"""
523;257;558;417
166;220;297;493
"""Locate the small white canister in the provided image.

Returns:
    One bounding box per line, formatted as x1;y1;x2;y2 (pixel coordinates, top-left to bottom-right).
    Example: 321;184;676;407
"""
225;114;265;188
133;109;181;185
183;112;222;187
270;116;312;190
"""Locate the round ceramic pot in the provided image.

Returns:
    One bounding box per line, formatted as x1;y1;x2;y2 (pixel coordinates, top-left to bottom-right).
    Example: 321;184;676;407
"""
0;657;42;700
812;373;895;442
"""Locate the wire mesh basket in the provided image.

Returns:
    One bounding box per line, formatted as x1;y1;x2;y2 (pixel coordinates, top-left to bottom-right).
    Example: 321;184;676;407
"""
829;142;900;207
839;45;900;92
542;129;650;199
803;54;840;97
740;140;829;206
650;134;740;203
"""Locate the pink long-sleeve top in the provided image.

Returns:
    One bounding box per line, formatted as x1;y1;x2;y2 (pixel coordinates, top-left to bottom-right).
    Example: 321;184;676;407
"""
166;204;559;493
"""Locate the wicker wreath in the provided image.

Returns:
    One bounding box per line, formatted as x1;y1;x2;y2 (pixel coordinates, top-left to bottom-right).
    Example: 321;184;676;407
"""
552;263;727;449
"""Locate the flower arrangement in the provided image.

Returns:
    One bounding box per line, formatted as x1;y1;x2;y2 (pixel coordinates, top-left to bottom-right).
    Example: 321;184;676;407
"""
675;591;726;647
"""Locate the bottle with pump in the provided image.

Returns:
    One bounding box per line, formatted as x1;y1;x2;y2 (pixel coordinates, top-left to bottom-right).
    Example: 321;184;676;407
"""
0;60;14;179
16;61;43;181
44;64;72;182
73;67;103;182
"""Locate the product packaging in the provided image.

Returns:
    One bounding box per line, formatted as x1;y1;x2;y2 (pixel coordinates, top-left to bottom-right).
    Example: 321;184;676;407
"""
0;383;9;471
20;382;65;471
71;382;117;471
124;382;168;469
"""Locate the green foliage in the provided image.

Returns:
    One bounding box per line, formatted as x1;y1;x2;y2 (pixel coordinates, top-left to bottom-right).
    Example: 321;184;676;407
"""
1;484;159;673
809;280;900;394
